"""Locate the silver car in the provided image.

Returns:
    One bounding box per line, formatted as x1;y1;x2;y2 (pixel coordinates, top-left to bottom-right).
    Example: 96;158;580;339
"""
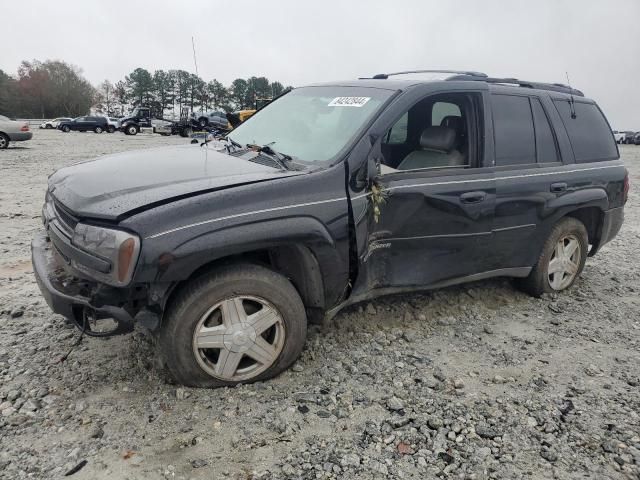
40;117;72;129
0;115;33;149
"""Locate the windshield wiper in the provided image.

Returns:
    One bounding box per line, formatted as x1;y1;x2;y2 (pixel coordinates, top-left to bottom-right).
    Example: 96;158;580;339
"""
247;143;293;171
225;136;243;149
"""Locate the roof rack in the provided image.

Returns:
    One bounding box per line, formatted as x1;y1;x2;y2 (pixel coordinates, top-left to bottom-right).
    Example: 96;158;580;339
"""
370;69;488;80
446;74;584;96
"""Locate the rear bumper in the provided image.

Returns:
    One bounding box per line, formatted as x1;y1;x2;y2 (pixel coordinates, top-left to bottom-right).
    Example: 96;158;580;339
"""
590;206;624;256
31;231;136;336
8;132;32;141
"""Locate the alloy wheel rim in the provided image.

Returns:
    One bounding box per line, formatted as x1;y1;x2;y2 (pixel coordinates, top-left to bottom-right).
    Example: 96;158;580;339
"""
548;234;581;290
192;295;285;381
0;137;6;148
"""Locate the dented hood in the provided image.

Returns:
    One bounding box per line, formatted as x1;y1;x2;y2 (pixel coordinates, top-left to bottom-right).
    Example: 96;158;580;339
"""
48;145;301;220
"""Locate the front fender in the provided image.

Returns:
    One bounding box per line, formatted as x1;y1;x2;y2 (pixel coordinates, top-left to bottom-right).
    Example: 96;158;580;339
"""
137;216;344;285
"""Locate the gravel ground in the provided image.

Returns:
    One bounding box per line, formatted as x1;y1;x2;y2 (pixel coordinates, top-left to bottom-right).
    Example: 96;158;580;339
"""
0;130;639;480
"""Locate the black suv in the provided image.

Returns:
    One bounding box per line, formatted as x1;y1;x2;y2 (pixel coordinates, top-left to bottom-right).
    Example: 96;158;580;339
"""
33;70;627;387
58;116;109;134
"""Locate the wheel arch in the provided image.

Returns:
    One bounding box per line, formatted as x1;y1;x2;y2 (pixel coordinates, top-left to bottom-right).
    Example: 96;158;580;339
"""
153;217;346;323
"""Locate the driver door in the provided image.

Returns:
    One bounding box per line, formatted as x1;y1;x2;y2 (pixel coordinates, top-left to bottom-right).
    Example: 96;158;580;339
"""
350;89;496;295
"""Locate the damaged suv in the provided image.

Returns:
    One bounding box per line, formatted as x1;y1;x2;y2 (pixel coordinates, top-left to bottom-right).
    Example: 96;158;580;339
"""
33;70;627;387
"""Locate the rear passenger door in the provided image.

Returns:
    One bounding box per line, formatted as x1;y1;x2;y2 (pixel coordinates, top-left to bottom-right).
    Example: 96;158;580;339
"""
490;93;566;269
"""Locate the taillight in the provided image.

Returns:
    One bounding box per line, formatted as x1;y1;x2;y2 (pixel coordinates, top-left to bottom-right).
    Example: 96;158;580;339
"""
623;171;630;204
20;123;29;132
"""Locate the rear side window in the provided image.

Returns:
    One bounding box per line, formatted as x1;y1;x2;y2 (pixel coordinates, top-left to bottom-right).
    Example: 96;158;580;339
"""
553;100;618;162
531;98;559;163
492;94;535;165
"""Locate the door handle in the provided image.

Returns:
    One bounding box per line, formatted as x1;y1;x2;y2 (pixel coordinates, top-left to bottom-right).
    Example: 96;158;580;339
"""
550;182;567;193
460;191;487;204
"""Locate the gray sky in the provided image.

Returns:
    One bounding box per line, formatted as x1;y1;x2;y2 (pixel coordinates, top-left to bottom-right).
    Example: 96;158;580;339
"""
2;0;639;127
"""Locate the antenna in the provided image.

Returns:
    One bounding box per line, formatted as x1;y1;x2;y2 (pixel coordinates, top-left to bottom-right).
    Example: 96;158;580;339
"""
191;36;199;77
565;72;577;119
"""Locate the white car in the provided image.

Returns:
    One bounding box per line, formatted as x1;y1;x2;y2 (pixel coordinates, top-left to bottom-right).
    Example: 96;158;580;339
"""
0;115;33;149
106;117;120;133
40;117;72;129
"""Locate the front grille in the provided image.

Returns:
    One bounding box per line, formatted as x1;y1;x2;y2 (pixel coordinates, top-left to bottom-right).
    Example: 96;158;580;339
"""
47;198;79;239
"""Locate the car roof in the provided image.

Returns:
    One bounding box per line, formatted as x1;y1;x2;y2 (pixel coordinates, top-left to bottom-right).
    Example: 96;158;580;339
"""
305;72;588;100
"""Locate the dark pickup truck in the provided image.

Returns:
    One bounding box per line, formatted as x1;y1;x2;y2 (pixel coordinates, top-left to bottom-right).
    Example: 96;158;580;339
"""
32;70;627;387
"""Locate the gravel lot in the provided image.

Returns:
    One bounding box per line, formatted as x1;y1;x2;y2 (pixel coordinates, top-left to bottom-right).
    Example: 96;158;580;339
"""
0;130;639;479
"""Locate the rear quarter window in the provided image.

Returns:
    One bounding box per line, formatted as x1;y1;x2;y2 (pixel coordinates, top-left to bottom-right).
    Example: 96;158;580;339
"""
553;100;618;163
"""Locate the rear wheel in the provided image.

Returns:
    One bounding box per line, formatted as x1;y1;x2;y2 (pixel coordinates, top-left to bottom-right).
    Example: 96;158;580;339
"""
126;125;138;136
94;126;103;134
62;125;70;133
516;217;588;297
159;264;307;388
179;127;192;138
107;125;116;133
198;117;208;128
45;124;52;129
0;133;9;149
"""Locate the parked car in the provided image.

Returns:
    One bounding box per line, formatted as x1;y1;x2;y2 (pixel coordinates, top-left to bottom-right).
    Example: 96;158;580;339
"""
40;117;72;129
622;131;637;144
0;115;32;149
192;110;229;129
58;116;108;133
32;70;628;387
612;131;626;144
106;117;120;133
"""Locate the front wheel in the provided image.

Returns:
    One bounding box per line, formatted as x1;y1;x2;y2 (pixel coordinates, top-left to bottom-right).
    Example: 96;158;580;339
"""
126;125;138;136
94;126;103;134
198;117;208;128
45;124;52;129
516;217;588;297
107;125;116;133
158;264;307;388
61;125;70;133
0;133;9;149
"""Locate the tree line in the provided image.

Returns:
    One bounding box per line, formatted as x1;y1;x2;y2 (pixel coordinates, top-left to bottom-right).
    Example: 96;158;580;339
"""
0;60;291;119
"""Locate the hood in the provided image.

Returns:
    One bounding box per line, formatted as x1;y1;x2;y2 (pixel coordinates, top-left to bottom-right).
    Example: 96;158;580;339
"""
48;145;302;221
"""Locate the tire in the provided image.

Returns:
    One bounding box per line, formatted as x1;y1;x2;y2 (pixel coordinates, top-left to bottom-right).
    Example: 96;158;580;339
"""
198;117;208;128
158;263;307;388
0;133;9;149
61;125;70;133
94;126;103;134
45;124;52;129
126;125;138;136
107;126;116;133
516;217;588;297
179;127;192;138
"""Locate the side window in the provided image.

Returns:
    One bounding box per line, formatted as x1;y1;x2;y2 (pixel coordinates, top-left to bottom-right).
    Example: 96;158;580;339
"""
530;98;559;163
385;113;408;144
553;100;618;163
432;102;461;126
492;94;535;166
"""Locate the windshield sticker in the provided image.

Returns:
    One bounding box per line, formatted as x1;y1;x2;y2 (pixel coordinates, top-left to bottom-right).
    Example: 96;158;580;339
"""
328;97;371;107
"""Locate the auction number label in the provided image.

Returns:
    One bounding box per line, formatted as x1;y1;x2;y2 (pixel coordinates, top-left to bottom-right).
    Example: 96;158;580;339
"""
328;97;371;107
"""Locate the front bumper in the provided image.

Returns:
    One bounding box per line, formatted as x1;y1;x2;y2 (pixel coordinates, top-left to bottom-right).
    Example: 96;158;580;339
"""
31;231;136;336
9;132;33;142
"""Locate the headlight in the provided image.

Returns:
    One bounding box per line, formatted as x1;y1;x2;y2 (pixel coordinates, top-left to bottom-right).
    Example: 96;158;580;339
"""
71;223;140;286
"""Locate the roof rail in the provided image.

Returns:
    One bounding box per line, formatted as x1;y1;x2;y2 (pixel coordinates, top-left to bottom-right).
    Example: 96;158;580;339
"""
370;69;488;80
446;74;584;96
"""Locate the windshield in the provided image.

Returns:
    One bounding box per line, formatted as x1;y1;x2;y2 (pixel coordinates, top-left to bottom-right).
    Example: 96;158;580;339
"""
229;86;393;163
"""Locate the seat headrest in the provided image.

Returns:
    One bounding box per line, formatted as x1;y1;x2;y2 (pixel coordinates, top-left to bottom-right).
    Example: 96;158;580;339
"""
440;115;463;132
419;126;456;152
